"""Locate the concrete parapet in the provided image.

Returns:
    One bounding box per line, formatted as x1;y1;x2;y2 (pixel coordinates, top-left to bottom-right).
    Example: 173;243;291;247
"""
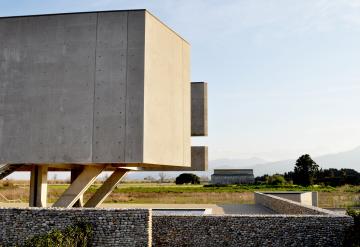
254;192;336;215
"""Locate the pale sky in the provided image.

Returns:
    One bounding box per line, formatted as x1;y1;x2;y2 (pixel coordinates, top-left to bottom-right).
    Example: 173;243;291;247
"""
1;0;360;162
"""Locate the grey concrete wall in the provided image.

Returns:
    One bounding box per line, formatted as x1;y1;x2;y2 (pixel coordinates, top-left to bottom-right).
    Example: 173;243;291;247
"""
152;215;353;247
264;192;302;203
300;192;313;206
255;192;333;215
191;82;208;136
0;13;98;163
143;12;191;167
213;169;254;175
312;191;319;206
190;146;208;171
0;10;196;167
263;192;315;206
0;207;151;246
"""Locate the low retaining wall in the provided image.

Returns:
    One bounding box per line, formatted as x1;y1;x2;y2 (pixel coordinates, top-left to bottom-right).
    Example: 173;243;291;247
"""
0;207;151;247
0;204;353;247
152;215;353;247
262;191;317;206
254;192;332;215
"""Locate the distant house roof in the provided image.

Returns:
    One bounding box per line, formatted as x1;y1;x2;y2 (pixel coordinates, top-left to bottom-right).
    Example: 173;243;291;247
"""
213;169;254;175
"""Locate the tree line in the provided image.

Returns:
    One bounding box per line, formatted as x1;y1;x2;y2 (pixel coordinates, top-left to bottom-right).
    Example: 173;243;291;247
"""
255;154;360;187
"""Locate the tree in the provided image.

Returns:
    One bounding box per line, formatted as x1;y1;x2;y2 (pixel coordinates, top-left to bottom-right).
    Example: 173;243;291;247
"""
144;176;156;182
283;171;294;183
158;172;167;183
255;174;269;184
268;174;286;185
293;154;319;186
175;173;200;185
316;168;360;186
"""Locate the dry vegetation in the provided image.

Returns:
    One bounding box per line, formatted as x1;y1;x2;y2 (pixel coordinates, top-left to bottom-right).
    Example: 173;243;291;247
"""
0;180;359;207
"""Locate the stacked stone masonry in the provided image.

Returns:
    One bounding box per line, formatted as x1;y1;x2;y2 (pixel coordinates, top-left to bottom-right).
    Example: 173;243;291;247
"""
0;205;353;247
152;215;353;247
0;208;151;247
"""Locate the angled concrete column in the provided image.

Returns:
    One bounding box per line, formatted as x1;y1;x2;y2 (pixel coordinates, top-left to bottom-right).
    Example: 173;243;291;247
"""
53;166;104;208
29;165;48;207
71;168;84;207
84;169;128;208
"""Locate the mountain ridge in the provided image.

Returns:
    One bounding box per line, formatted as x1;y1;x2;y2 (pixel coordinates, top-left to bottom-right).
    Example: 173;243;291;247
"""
126;146;360;179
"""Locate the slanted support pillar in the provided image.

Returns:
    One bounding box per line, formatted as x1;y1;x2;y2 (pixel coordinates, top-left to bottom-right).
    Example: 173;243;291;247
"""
29;165;48;207
84;169;128;208
53;165;104;208
71;168;84;207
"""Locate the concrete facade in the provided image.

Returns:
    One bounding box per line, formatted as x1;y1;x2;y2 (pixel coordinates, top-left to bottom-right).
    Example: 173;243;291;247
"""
0;10;204;168
211;169;255;184
0;9;208;208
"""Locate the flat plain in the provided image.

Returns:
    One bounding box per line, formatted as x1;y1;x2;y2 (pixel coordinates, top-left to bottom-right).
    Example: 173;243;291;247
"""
0;180;359;208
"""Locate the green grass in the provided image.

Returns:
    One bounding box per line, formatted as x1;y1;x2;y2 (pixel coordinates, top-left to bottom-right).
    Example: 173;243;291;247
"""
4;182;357;206
48;183;339;193
111;184;337;193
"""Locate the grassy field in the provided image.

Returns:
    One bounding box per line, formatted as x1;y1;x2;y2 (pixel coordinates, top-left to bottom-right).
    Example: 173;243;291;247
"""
1;180;359;207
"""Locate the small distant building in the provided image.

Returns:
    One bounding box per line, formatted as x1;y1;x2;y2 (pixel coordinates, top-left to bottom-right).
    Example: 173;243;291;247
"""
211;169;255;184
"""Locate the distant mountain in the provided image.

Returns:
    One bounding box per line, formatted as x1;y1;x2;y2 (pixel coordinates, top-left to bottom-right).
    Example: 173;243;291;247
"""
8;147;360;180
126;146;360;180
208;157;267;170
250;146;360;176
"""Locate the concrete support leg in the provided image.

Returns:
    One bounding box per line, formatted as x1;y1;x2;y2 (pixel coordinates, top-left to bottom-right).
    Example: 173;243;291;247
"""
52;166;104;208
84;169;128;208
29;165;48;207
71;168;84;207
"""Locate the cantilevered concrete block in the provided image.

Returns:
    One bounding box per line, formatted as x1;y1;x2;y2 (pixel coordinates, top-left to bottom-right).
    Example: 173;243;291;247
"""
138;146;208;171
0;10;194;168
191;82;208;136
191;146;208;171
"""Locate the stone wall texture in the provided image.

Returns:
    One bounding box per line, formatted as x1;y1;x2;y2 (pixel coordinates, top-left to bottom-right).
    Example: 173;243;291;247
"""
152;215;353;247
254;192;333;215
0;207;151;247
0;204;354;247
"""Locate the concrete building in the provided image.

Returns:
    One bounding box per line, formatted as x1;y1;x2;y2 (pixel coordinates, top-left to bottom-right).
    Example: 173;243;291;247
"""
211;169;254;184
0;10;208;207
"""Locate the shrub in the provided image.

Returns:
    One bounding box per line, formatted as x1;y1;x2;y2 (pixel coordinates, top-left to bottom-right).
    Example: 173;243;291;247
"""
22;222;93;247
2;180;14;187
344;208;360;247
268;175;286;186
203;184;229;188
175;173;200;185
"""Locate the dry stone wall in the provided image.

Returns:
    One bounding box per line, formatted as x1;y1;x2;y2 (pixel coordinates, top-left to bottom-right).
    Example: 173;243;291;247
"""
0;207;151;247
152;215;353;247
0;202;354;247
